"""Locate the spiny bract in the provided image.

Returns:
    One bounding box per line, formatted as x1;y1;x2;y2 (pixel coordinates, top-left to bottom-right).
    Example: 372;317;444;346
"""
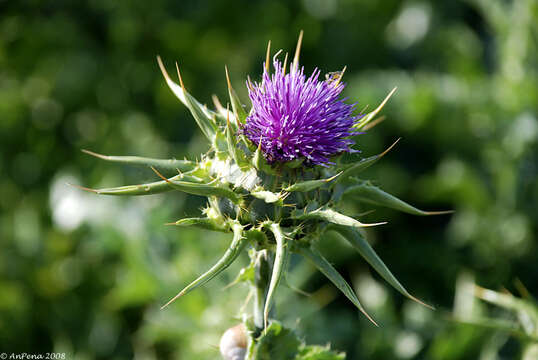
80;32;450;327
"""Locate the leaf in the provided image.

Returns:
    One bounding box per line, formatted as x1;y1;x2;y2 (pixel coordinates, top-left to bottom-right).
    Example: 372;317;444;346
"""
225;106;250;168
284;172;341;193
251;188;284;204
329;225;433;309
291;207;386;228
354;87;397;130
165;217;228;232
336;138;400;183
81;149;196;172
343;181;453;216
71;175;183;196
474;286;538;332
296;344;346;360
264;223;289;329
252;142;277;175
296;245;377;326
160;222;247;309
151;167;241;203
225;66;248;125
157;56;217;141
249;320;301;360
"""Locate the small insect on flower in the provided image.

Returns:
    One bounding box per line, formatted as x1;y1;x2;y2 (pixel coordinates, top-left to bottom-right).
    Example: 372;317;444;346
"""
243;47;358;166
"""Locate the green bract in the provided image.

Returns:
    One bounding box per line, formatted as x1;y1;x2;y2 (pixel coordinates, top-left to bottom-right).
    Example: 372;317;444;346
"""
81;38;450;335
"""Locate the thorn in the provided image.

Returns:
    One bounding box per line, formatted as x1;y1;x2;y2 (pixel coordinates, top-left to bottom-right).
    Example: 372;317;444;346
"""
282;52;289;74
212;94;225;113
247;75;254;91
362;115;386;131
408;295;436;310
81;149;108;160
225;65;233;92
360;221;388;227
327;171;343;182
293;30;304;71
156;55;171;82
226;103;231;127
160;291;185;310
151;166;170;183
379;138;401;158
67;182;99;193
361;309;379;327
265;40;271;73
175;62;186;90
422;210;455;216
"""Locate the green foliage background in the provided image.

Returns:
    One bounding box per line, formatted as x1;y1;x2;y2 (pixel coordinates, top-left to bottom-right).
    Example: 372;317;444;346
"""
1;0;537;358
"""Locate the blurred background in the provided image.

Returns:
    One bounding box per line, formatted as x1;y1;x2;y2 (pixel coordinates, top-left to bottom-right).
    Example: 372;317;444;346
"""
1;0;537;359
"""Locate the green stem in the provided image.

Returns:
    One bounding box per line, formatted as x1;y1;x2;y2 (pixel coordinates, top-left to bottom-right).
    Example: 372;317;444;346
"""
252;249;273;334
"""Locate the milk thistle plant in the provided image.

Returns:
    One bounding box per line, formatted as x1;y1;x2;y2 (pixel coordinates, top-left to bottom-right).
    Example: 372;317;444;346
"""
80;32;450;359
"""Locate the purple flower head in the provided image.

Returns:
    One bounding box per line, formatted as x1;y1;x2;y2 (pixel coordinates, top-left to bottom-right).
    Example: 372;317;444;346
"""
244;58;359;166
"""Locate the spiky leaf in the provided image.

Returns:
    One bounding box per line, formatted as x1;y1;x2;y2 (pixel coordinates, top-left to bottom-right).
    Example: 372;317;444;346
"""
165;217;228;232
152;168;241;204
157;56;217;141
296;245;377;325
74;176;185;196
329;224;432;309
284;173;340;193
81;149;195;172
336;139;399;184
291;207;386;228
354;87;397;130
161;222;247;309
343;181;452;216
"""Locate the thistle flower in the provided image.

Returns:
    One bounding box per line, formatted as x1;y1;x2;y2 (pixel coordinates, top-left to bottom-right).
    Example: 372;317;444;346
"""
244;58;357;166
78;32;450;355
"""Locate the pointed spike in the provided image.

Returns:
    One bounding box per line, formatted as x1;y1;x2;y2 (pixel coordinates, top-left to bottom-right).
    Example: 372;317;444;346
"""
156;56;217;140
69;173;180;196
297;245;378;326
151;167;241;203
224;66;248;124
362;115;386;131
355;87;397;129
292;207;386;228
67;183;98;193
380;137;400;157
337;138;401;183
81;149;196;172
175;62;186;90
212;94;225;113
343;181;453;216
284;172;342;192
165;217;228;232
161;222;247;309
265;40;271;72
225;65;232;92
292;30;304;71
329;225;434;310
